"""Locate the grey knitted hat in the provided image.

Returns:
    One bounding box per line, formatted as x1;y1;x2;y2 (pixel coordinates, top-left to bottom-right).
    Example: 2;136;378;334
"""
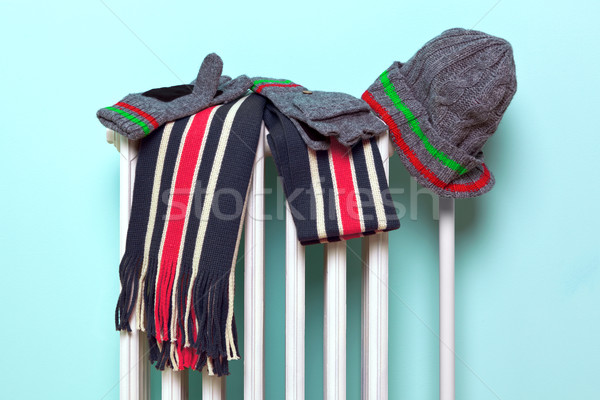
363;28;517;198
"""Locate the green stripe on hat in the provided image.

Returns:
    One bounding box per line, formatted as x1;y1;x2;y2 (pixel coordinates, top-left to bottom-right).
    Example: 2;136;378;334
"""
105;106;151;135
379;71;468;175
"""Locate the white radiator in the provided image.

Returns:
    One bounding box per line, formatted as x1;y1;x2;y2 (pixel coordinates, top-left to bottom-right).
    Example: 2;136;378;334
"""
108;126;456;400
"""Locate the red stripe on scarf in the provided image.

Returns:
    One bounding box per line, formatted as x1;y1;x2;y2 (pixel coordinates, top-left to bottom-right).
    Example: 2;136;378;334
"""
361;91;491;193
341;232;363;240
116;101;160;128
255;83;301;93
155;108;213;342
176;304;199;369
177;342;196;369
330;139;362;236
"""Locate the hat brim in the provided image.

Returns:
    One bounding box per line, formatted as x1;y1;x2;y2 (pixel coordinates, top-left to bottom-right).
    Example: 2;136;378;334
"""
362;67;494;198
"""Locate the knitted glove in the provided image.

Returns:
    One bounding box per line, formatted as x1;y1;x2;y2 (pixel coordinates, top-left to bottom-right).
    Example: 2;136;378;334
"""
98;53;241;140
210;74;253;106
251;78;387;150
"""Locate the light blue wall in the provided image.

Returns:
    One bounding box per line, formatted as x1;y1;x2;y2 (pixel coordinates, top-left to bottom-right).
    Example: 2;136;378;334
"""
1;0;598;399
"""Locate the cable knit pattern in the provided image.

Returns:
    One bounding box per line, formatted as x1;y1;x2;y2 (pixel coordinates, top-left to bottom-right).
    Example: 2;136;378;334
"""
363;28;517;198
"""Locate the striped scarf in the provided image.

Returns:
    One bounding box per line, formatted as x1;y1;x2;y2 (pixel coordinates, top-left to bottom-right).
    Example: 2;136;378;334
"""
263;104;400;245
116;94;266;376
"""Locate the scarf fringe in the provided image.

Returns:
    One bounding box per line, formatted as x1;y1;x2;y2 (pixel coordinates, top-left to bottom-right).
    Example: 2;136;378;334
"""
116;251;238;376
115;253;142;331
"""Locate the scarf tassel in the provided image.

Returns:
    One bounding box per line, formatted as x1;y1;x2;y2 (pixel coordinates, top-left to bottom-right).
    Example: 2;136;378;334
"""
115;253;142;331
115;254;238;376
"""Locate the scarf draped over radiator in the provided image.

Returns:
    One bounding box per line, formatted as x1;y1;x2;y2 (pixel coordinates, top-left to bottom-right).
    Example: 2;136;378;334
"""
263;103;400;245
116;94;266;376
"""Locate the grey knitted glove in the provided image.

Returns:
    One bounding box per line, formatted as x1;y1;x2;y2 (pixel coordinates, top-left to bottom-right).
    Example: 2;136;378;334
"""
251;78;387;150
210;74;253;106
98;53;250;140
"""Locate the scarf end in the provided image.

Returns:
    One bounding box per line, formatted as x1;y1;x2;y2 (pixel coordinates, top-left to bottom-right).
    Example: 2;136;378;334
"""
116;254;239;377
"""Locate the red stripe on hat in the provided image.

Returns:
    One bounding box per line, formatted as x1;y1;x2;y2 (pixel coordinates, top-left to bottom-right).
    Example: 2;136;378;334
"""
155;109;213;341
255;83;301;93
329;138;362;236
116;101;160;128
362;91;491;193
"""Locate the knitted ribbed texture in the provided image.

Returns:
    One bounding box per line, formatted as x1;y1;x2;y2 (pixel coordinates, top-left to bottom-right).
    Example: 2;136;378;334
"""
263;103;399;244
97;53;252;140
363;28;517;198
251;78;387;150
116;94;266;376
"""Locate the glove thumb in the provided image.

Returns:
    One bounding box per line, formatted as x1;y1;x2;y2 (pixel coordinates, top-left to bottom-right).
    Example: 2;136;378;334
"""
192;53;223;100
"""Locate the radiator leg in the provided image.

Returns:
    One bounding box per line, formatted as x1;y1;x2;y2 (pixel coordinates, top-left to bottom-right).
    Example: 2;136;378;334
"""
439;197;455;400
324;241;347;400
244;125;266;400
